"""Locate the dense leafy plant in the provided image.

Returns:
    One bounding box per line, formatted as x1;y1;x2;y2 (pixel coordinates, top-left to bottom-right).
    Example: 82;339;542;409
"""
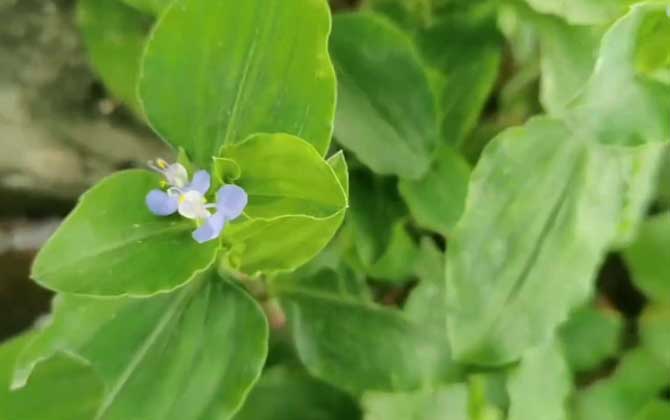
2;0;670;418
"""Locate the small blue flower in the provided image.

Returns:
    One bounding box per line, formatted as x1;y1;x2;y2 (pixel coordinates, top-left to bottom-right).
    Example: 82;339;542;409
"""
145;158;247;243
192;185;248;243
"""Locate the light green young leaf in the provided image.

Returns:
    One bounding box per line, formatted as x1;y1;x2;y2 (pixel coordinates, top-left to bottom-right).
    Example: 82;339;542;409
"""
78;0;151;114
446;117;641;365
222;133;348;274
623;213;670;302
524;0;634;25
367;220;420;283
330;12;438;179
280;279;462;394
568;3;670;146
398;145;471;235
0;351;104;420
362;384;470;420
31;170;218;297
575;348;670;420
14;272;268;420
639;304;670;368
233;366;361;420
139;0;336;167
634;401;670;420
559;304;623;372
507;340;572;420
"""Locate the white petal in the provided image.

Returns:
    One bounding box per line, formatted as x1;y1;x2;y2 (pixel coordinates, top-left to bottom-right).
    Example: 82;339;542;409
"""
178;191;210;220
164;163;189;188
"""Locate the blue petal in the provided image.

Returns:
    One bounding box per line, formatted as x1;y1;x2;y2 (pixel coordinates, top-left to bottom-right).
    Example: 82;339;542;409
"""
216;185;248;219
187;170;211;195
192;212;226;243
146;189;178;216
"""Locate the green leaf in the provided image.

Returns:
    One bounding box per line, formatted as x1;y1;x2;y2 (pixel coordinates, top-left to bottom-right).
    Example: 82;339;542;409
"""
31;170;219;296
221;134;348;274
14;272;268;420
362;384;470;420
1;352;104;420
639;304;670;368
623;213;670;303
568;4;670;146
524;0;633;25
446;117;642;365
575;348;670;420
121;0;170;15
367;220;420;283
280;280;462;394
330;12;438;179
233;366;361;420
634;401;670;420
78;0;151;114
414;12;502;147
559;304;623;372
348;169;407;269
139;0;336;167
507;340;572;420
398;145;471;235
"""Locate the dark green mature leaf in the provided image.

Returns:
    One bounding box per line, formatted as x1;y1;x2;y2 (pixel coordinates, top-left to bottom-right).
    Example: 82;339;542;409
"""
14;272;268;420
233;366;361;420
507;340;571;420
568;3;670;146
639;304;670;368
330;12;438;179
398;145;471;235
280;280;462;394
139;0;336;166
524;0;633;25
634;401;670;420
32;170;218;296
415;11;502;147
222;134;348;274
559;304;623;372
362;384;470;420
446;117;647;365
623;213;670;302
0;351;104;420
575;348;670;420
78;0;151;114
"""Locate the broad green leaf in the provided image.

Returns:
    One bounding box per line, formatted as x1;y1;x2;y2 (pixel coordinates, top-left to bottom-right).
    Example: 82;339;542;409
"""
233;366;361;420
524;0;634;25
634;401;670;420
1;352;104;420
623;213;670;302
0;334;32;389
221;134;348;274
403;239;447;326
559;304;623;372
639;304;670;368
362;384;469;420
14;272;268;420
348;169;407;269
139;0;336;167
569;4;670;146
368;220;420;283
507;340;571;420
78;0;151;114
221;134;346;220
121;0;169;15
330;12;438;179
415;12;502;147
575;348;670;420
280;279;462;394
327;150;350;196
398;145;471;235
446;117;641;365
31;170;218;296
